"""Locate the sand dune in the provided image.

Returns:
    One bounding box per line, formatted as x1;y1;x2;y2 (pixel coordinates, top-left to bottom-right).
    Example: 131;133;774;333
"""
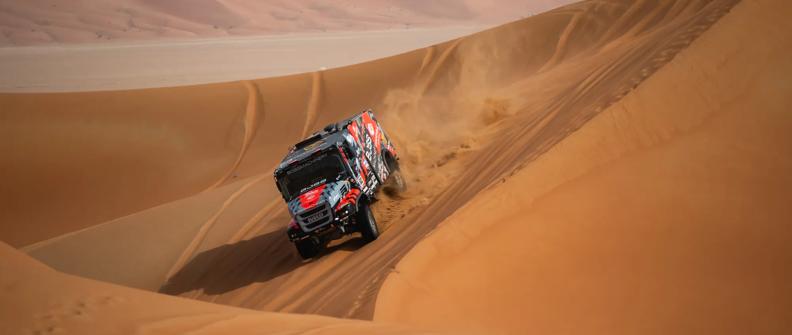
0;243;429;334
375;0;792;333
0;27;484;92
2;0;788;333
0;0;572;46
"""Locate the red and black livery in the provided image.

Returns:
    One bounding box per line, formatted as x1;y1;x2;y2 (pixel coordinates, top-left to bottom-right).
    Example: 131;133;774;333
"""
274;109;404;259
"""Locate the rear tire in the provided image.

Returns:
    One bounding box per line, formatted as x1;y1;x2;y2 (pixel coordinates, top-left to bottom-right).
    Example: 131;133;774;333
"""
356;202;379;242
295;239;320;259
383;154;406;196
383;170;406;196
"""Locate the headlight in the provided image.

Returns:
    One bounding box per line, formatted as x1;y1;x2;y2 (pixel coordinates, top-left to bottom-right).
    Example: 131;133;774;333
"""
336;204;352;218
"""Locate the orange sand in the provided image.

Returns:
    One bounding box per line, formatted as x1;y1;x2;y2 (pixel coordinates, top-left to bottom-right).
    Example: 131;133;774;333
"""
2;0;789;334
375;0;792;333
0;242;428;334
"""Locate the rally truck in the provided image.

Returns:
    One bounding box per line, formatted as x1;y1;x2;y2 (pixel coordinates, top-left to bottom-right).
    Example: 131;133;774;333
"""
274;109;405;259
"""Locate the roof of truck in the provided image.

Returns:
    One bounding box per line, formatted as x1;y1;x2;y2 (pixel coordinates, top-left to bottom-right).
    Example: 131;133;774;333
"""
274;117;358;174
281;131;343;165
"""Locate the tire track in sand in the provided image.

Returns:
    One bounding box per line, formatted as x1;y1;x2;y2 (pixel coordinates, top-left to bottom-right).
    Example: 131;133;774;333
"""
623;0;675;37
419;38;463;95
166;174;269;280
597;0;650;45
228;199;281;243
302;70;324;138
538;10;583;73
416;46;436;78
205;80;262;191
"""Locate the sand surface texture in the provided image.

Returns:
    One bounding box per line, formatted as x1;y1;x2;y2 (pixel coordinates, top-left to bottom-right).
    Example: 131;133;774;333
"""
375;0;792;333
0;27;483;92
0;243;428;334
0;0;571;45
2;0;790;334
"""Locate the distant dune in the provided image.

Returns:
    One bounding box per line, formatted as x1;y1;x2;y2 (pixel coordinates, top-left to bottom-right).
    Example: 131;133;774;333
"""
0;27;484;92
2;0;790;334
0;0;572;46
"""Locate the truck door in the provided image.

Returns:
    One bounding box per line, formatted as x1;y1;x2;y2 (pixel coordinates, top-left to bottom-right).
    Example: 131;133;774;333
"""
358;111;389;183
345;121;379;194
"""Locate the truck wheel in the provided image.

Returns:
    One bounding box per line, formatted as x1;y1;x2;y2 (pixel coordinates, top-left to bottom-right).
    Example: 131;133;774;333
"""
383;170;407;196
356;202;379;242
295;239;319;259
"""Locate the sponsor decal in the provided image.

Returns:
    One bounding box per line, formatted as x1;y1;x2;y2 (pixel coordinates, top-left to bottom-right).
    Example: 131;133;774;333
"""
298;184;326;209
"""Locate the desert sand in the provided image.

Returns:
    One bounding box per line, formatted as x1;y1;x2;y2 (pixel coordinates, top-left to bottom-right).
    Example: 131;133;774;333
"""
2;0;791;334
0;27;484;92
0;0;572;46
375;0;792;333
0;242;427;334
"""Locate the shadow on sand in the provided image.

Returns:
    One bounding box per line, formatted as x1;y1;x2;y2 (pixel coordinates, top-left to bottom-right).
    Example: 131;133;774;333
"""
160;228;367;296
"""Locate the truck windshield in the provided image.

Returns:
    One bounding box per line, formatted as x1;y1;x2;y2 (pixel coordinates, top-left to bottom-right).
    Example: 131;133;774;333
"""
279;153;345;199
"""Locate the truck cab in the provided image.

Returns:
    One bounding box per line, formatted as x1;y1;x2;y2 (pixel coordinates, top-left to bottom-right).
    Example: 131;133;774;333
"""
274;110;404;259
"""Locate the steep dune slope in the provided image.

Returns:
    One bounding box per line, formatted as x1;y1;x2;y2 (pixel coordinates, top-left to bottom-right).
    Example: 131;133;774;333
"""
8;0;744;323
376;0;792;333
0;242;429;335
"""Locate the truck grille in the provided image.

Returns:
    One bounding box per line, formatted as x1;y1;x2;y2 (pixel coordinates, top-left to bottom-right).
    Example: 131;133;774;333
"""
296;202;332;231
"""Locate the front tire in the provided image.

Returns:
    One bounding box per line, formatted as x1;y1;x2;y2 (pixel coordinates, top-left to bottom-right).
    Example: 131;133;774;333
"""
356;202;379;242
295;239;320;259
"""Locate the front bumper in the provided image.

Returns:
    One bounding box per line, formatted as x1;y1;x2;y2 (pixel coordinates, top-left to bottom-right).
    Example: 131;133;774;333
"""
287;207;355;242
